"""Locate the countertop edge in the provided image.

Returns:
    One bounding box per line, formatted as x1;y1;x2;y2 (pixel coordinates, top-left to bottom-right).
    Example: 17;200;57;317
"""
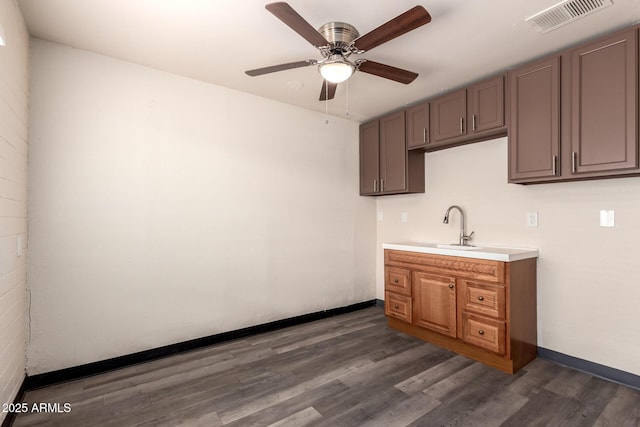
382;243;539;262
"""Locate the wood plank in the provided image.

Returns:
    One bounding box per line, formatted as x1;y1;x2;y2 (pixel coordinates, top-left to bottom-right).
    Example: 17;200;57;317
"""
12;307;640;427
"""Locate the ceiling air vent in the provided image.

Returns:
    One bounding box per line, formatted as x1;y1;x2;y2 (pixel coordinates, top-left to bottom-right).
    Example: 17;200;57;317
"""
526;0;614;33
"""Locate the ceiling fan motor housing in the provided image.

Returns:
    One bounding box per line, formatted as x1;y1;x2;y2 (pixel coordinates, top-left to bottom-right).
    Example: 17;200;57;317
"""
318;22;359;53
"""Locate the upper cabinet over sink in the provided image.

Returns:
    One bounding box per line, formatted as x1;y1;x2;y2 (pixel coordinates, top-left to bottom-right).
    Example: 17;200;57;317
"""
509;27;639;184
403;74;507;153
429;75;506;150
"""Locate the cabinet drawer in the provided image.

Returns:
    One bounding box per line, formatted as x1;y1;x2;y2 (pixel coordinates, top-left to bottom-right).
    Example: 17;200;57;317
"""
461;281;506;319
385;267;411;296
462;313;506;355
385;292;412;323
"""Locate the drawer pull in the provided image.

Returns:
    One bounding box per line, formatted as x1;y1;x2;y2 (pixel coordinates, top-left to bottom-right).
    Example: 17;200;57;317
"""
477;296;484;301
394;304;399;310
478;330;485;335
448;283;455;289
394;279;399;283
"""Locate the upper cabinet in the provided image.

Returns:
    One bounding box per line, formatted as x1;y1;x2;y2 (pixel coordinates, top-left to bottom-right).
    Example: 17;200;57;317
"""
359;120;380;195
508;56;561;182
360;111;425;196
428;76;507;150
406;102;429;149
361;23;640;193
509;28;639;184
469;75;505;134
430;89;467;144
380;111;410;193
570;29;638;176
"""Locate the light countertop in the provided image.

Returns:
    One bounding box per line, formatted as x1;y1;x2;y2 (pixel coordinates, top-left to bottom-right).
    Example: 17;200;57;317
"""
383;242;539;262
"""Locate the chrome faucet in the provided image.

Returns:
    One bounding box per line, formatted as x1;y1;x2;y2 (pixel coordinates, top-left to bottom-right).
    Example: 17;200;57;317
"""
443;205;474;246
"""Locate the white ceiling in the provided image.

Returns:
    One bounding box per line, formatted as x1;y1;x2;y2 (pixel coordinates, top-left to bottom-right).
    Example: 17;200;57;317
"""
16;0;640;122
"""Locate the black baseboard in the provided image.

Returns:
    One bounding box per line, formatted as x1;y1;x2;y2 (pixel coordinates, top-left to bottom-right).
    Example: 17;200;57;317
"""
1;377;26;427
538;347;640;391
24;300;377;391
375;299;384;308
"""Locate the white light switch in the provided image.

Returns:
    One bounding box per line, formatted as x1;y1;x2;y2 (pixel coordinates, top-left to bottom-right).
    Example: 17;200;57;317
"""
400;212;408;223
526;212;538;227
600;210;615;227
377;211;384;222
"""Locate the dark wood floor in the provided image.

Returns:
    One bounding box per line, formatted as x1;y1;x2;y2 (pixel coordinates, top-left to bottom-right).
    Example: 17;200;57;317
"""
13;306;640;426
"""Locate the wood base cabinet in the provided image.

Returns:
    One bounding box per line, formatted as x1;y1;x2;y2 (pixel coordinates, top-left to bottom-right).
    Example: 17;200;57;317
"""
412;272;456;337
384;249;537;374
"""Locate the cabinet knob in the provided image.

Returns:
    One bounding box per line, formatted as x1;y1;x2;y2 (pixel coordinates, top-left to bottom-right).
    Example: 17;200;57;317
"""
477;296;484;301
478;330;485;335
394;304;399;310
394;279;399;284
448;283;454;289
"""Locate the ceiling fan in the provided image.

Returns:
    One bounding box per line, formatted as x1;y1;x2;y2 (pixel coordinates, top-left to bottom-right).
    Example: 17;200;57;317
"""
245;2;431;101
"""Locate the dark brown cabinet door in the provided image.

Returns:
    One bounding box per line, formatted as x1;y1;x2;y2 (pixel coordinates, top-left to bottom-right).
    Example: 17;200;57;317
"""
380;111;408;193
406;102;429;149
430;89;467;143
509;56;560;182
359;120;380;195
571;29;638;175
468;75;504;133
412;272;457;338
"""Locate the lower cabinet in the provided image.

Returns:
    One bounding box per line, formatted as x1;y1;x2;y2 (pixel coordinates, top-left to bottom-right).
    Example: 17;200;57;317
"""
412;272;456;337
384;249;537;374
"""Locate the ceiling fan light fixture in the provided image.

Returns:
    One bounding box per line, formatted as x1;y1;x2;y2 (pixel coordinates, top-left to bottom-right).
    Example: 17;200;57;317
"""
319;55;355;83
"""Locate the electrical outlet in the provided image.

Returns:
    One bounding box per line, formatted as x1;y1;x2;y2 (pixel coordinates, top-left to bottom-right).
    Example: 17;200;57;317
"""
600;210;615;227
400;212;408;223
526;212;538;227
377;211;384;222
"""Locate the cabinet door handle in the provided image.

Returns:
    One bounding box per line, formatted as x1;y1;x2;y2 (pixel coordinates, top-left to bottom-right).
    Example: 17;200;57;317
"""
478;330;485;335
394;278;399;283
380;179;384;192
394;304;399;310
448;283;454;289
572;151;577;173
472;114;477;131
423;128;427;143
373;179;377;192
477;296;484;301
460;117;464;134
552;155;557;176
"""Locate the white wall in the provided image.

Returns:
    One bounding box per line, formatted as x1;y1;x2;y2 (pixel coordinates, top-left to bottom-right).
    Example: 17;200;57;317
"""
26;40;376;375
377;137;640;376
0;0;29;421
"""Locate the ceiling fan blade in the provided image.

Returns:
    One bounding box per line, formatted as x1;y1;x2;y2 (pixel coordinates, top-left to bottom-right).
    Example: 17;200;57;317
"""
354;6;431;52
245;60;316;76
319;80;337;101
265;2;329;48
357;61;418;84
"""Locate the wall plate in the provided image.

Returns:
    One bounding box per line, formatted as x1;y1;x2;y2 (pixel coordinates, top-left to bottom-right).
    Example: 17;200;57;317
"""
600;210;614;227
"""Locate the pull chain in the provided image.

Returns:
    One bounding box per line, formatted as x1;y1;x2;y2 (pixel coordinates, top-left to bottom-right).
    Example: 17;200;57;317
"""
325;80;329;125
345;79;349;117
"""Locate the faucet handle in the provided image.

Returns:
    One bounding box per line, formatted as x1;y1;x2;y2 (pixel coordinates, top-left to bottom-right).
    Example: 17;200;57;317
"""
462;231;474;243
